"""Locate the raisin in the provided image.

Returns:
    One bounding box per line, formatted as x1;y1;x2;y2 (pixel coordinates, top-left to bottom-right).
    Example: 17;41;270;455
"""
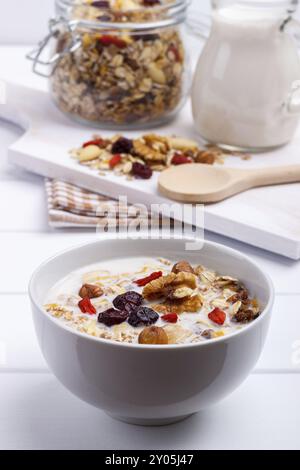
92;1;110;9
128;307;159;327
134;33;160;42
132;162;153;179
201;329;214;340
111;137;133;154
113;291;143;314
143;0;161;6
232;309;259;324
98;308;128;327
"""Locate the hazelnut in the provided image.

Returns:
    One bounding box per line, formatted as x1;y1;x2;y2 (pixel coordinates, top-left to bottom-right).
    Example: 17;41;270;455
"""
172;261;194;275
79;284;103;299
138;326;168;345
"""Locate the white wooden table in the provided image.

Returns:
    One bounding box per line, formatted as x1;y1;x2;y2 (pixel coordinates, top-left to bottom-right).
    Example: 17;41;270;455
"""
1;46;300;450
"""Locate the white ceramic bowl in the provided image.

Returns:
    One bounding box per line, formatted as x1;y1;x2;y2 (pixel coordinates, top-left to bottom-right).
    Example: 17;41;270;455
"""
29;238;274;426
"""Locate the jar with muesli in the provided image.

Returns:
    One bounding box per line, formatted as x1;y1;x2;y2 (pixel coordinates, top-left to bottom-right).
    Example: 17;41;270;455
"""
27;0;191;129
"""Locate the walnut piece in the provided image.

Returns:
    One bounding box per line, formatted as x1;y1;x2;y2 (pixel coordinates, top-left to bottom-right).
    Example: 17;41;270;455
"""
172;260;194;275
79;284;104;299
153;294;203;314
142;272;197;301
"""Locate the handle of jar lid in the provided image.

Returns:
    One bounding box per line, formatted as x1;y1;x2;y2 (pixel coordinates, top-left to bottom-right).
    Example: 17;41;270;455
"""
26;18;82;78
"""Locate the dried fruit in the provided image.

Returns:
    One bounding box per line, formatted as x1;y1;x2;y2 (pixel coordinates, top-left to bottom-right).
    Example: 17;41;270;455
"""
208;308;226;326
143;0;161;6
82;138;105;148
161;313;178;324
98;308;128;327
138;326;168;345
172;261;194;275
171;154;192;165
98;35;127;49
134;271;163;287
79;284;103;299
128;306;159;327
109;154;122;168
132;162;153;179
113;291;143;313
111;137;133;154
232;309;259;324
78;297;97;315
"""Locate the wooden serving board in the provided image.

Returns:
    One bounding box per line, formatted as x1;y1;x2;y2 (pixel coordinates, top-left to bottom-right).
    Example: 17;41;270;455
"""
1;81;300;259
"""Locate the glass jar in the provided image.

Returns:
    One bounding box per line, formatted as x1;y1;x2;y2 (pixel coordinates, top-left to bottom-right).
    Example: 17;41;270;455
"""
192;0;300;151
28;0;191;129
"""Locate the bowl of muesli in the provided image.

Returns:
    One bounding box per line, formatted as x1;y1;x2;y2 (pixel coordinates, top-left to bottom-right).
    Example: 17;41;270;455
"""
29;238;274;425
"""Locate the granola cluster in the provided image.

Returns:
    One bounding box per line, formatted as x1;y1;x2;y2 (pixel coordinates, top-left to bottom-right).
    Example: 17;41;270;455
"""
71;133;223;179
44;257;262;345
51;0;187;127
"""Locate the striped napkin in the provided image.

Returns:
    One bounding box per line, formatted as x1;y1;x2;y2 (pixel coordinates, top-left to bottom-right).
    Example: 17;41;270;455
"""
45;179;172;229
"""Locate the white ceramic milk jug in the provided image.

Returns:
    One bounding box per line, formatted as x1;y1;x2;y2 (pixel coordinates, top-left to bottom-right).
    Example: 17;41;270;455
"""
192;0;300;151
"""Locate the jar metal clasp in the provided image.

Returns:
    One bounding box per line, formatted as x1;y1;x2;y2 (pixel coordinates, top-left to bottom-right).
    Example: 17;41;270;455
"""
26;17;82;78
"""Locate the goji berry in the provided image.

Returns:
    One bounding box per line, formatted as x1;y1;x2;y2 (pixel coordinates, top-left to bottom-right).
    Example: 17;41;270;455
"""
82;138;104;148
134;271;163;287
168;45;181;62
171;154;193;165
208;308;226;325
98;35;127;48
162;313;178;324
109;154;122;168
78;297;97;315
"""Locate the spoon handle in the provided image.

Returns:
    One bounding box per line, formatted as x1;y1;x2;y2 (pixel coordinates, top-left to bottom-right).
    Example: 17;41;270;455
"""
244;165;300;187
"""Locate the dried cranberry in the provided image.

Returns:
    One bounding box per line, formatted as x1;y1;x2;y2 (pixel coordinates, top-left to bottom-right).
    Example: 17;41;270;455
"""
168;44;181;62
98;35;127;49
134;271;163;287
132;162;153;180
111;137;133;154
113;291;143;314
98;308;129;327
171;154;193;165
109;154;122;168
162;313;178;324
128;307;159;327
208;308;226;326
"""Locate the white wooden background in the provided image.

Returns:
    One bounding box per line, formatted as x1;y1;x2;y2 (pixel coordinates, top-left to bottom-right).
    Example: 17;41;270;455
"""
0;0;300;451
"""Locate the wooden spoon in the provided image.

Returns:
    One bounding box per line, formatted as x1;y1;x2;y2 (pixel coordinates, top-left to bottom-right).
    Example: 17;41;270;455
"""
158;164;300;203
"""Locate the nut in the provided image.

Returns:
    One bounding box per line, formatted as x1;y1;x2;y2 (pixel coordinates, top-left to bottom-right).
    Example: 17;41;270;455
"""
148;63;166;85
172;260;194;275
79;145;102;162
170;287;195;300
79;284;104;299
166;137;199;152
138;326;168;345
153;294;202;315
142;272;197;301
